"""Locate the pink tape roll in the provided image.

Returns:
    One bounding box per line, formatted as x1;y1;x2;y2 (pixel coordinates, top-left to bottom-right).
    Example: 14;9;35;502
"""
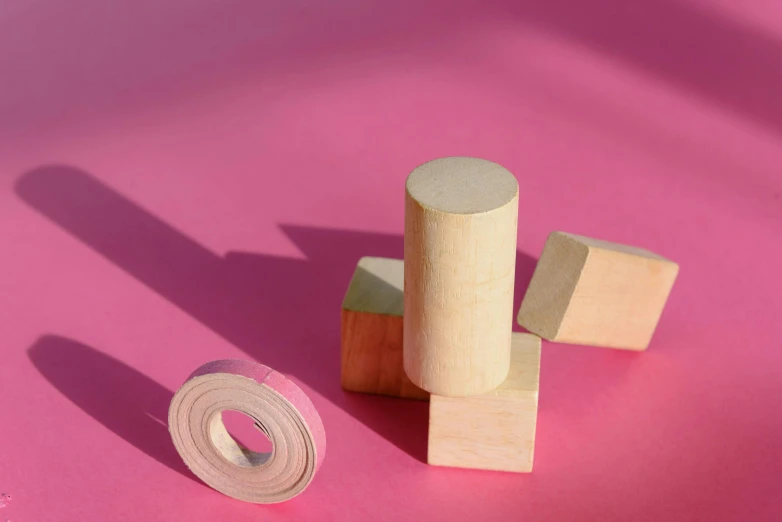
168;360;326;503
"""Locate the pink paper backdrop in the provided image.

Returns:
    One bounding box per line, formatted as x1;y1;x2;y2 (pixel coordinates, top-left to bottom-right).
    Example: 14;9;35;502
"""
1;0;781;520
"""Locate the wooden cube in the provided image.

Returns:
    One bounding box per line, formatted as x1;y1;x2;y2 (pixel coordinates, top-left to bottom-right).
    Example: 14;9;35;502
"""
518;231;679;350
341;257;428;400
427;332;540;472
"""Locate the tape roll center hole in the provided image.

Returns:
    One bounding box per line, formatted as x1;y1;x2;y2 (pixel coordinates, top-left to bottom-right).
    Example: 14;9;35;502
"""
211;410;273;468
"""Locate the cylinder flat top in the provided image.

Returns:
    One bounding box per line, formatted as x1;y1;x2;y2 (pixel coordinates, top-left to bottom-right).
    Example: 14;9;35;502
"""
405;157;518;214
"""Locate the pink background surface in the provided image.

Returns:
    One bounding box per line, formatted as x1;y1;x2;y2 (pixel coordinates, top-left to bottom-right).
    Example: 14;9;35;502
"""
1;0;781;520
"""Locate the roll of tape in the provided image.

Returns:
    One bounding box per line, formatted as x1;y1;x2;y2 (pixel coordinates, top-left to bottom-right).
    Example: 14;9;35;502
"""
168;360;326;503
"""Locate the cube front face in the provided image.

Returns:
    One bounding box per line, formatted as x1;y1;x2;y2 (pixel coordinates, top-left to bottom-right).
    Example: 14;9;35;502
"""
518;232;678;350
557;247;679;350
341;309;428;400
428;394;537;472
427;333;540;473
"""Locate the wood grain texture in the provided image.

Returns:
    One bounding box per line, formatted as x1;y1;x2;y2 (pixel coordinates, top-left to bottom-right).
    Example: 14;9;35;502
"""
518;231;680;350
427;332;540;473
404;157;519;397
341;257;428;400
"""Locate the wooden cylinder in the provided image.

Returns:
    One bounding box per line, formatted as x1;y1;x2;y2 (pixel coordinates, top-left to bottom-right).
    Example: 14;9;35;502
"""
403;157;519;397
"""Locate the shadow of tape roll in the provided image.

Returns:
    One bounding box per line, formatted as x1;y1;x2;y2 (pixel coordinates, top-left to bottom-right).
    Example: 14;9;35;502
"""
168;360;326;503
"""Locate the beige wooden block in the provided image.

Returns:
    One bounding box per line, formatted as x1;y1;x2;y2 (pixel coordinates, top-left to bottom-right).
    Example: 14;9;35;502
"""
404;157;519;397
428;332;540;473
518;231;679;350
341;257;428;400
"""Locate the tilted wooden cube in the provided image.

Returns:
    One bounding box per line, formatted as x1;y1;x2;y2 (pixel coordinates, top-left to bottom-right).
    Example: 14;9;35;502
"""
518;231;679;350
428;332;540;472
341;257;428;400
